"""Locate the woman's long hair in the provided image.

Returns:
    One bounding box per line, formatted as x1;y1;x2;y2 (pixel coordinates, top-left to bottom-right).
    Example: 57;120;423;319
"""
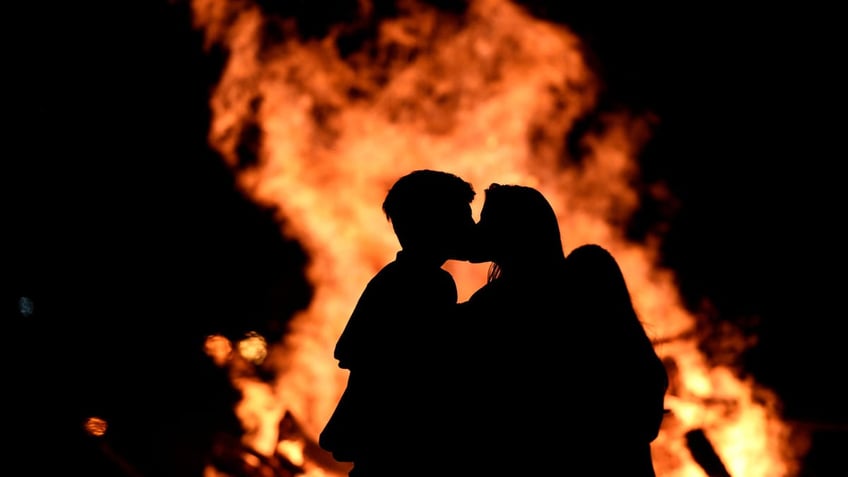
476;184;566;282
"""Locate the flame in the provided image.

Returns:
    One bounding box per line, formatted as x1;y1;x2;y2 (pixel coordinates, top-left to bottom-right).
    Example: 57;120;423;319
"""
189;0;804;475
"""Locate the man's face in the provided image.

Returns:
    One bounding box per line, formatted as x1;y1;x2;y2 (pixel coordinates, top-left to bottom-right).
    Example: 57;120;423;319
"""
463;202;495;264
441;202;476;261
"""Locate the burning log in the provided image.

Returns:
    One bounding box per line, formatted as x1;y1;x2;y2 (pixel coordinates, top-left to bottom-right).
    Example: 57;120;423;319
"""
277;411;353;475
685;428;732;477
208;431;302;477
93;440;146;477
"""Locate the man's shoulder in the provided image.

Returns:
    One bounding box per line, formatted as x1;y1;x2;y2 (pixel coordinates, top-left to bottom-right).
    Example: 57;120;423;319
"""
358;260;457;302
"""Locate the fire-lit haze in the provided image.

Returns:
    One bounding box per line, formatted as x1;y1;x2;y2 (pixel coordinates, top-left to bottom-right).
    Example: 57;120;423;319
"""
189;0;803;475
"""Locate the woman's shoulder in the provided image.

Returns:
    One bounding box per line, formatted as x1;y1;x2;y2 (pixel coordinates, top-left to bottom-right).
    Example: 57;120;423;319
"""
466;280;500;302
464;277;517;311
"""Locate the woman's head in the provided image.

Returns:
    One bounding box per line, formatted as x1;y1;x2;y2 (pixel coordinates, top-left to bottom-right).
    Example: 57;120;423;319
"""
470;183;565;275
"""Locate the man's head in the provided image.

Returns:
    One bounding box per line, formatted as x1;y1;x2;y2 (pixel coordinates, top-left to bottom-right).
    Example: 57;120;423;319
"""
382;170;476;262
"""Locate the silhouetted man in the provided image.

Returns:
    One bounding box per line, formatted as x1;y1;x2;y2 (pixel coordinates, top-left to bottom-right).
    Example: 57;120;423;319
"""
319;170;476;477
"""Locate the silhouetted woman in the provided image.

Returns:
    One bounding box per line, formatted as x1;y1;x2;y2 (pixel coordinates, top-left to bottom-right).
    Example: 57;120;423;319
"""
457;183;668;476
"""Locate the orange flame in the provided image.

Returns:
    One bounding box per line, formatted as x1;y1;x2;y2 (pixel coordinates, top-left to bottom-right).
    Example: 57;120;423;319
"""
190;0;803;475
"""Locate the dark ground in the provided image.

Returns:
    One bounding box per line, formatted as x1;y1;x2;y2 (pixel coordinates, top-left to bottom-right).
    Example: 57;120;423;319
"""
6;2;845;476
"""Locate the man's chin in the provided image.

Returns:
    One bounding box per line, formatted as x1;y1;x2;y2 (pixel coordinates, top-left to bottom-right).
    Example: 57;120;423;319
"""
349;462;376;477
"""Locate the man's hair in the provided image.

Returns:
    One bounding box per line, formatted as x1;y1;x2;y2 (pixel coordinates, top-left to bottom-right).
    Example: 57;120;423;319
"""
382;169;475;246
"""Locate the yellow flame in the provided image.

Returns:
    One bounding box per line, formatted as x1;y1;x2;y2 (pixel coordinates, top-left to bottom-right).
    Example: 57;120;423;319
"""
190;0;804;476
278;439;306;467
238;331;269;365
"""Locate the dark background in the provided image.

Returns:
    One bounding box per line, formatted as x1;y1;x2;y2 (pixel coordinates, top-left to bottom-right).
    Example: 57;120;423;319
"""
6;1;844;476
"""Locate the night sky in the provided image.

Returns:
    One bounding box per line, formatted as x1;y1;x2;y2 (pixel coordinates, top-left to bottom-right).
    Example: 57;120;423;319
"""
7;2;845;476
